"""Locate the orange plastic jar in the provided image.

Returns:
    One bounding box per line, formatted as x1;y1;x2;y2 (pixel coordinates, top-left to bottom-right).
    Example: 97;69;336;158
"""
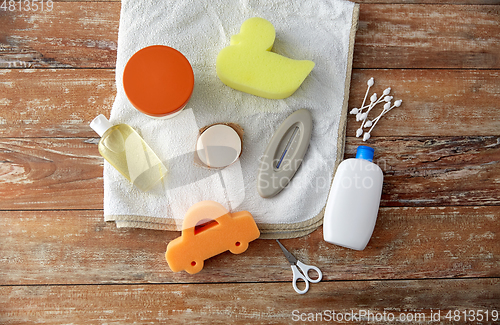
123;45;194;119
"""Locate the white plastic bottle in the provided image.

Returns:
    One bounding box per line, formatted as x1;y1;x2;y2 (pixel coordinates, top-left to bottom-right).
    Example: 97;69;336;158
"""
323;145;383;250
90;114;167;192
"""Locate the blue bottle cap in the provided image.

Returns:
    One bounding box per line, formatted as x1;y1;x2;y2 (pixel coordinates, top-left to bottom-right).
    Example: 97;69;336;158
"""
356;145;375;162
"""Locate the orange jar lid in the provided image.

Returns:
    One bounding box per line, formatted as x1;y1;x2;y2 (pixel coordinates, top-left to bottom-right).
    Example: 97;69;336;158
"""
123;45;194;118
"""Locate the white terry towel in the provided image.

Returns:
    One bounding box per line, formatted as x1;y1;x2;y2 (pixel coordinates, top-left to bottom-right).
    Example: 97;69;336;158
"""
104;0;359;239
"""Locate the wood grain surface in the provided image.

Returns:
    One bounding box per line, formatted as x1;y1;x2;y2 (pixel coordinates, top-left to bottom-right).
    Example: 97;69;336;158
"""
1;207;498;285
0;0;499;324
2;279;499;324
1;4;499;69
0;136;499;210
1;69;499;137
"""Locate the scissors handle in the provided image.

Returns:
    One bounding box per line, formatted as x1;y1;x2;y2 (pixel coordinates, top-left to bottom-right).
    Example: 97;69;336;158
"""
291;265;309;294
296;260;322;283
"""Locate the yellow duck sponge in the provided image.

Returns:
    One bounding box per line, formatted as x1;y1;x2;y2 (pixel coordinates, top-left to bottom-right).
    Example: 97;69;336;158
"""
216;17;315;100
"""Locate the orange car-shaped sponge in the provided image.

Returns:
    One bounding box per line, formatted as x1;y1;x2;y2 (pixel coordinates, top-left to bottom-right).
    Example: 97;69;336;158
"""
165;201;260;274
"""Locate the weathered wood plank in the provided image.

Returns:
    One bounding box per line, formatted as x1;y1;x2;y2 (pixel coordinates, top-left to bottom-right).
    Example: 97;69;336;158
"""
0;138;103;210
0;207;498;285
349;136;500;206
1;279;498;324
1;136;498;210
0;69;498;138
347;69;500;137
354;4;500;69
1;4;499;69
0;2;119;68
0;69;115;137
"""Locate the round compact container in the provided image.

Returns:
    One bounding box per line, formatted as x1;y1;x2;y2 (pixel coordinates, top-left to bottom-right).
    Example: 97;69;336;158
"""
196;124;242;169
123;45;194;119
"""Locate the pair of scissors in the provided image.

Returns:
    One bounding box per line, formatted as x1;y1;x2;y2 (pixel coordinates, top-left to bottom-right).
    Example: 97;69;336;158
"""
276;240;322;294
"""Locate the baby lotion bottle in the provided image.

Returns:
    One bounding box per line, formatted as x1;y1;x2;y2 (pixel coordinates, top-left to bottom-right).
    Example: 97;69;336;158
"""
90;114;167;191
323;146;383;250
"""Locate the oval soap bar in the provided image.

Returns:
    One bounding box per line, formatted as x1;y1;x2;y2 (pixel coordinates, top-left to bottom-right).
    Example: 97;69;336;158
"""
123;45;194;118
216;17;315;99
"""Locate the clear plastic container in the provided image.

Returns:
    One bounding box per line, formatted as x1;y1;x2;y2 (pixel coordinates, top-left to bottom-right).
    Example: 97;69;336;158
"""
90;114;167;191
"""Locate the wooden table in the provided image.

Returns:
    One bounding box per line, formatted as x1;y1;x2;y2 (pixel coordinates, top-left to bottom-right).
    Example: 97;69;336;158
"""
1;1;499;324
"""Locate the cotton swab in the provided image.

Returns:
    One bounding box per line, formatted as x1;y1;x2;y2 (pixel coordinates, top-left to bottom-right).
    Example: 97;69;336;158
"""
359;77;374;113
364;103;392;136
352;94;392;114
356;93;377;123
363;100;402;141
361;89;390;125
371;100;402;125
349;77;403;141
356;92;377;122
350;77;374;115
356;87;392;137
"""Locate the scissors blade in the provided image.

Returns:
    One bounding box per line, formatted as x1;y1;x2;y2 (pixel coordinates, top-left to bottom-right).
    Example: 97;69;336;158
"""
276;240;298;265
